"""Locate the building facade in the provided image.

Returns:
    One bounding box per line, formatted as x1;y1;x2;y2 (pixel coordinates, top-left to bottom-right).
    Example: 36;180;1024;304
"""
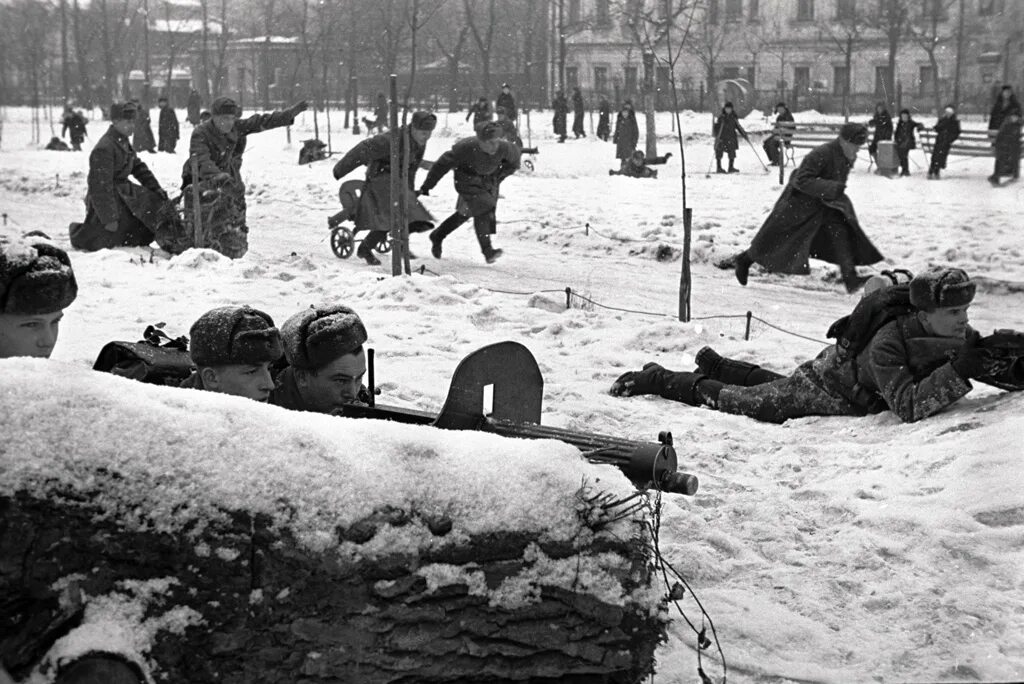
562;0;1024;114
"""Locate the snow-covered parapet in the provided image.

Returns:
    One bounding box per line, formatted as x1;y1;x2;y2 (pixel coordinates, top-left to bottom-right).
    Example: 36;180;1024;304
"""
0;359;668;682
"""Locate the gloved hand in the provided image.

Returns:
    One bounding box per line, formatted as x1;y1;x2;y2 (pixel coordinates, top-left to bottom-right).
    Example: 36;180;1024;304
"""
288;100;309;117
103;221;118;233
609;363;668;397
831;181;847;199
950;334;988;380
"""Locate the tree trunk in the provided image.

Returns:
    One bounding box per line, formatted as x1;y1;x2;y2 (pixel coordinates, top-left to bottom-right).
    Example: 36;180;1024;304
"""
71;0;93;107
952;0;965;106
1;484;666;683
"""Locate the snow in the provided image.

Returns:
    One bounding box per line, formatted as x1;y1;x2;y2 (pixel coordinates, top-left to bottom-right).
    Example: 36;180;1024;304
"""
2;105;1024;683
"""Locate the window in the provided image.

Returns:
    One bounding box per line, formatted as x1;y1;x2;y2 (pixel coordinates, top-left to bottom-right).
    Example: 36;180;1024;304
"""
707;0;719;24
833;66;850;95
568;0;581;23
725;0;743;21
656;66;670;93
836;0;855;20
566;66;579;89
721;66;741;80
875;65;892;97
919;65;935;96
794;66;811;91
594;66;608;93
624;66;638;95
748;0;760;21
978;0;1004;15
595;0;610;25
796;0;814;20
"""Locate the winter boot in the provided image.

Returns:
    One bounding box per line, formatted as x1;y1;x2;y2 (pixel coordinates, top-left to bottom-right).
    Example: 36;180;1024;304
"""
734;250;753;286
715;164;726;174
727;158;739;173
841;266;871;294
659;371;724;408
357;247;381;266
429;232;444;258
695;346;784;387
609;362;670;397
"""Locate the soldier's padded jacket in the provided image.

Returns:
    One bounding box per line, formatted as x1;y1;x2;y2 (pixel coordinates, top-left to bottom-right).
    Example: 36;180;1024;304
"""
747;138;883;275
716;314;979;424
419;137;520;217
181;109;297;187
86;125;164;226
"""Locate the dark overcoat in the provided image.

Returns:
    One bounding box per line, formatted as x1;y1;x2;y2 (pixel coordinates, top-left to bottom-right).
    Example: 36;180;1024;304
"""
496;91;517;120
868;110;893;143
712;110;746;154
181;109;296;188
552;95;568;137
572;91;586;135
158;106;180;151
61;111;88;145
420;137;520;218
894;118;922;151
186;90;202;125
133;109;157;153
597;101;611;140
613;110;639;160
70;125;166;251
747;138;883;274
989;98;1023;177
930;116;961;169
331;125;434;233
716;316;1008;424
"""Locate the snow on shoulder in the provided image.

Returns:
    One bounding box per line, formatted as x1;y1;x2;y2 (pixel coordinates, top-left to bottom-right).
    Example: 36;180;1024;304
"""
0;358;638;557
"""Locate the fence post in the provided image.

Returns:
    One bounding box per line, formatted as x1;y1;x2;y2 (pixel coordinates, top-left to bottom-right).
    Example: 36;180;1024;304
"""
565;287;572;310
678;207;692;322
744;311;752;341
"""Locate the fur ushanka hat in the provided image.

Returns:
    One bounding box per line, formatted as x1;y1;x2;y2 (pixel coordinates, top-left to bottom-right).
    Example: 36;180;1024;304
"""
189;305;283;367
0;239;78;315
281;304;368;371
909;268;976;312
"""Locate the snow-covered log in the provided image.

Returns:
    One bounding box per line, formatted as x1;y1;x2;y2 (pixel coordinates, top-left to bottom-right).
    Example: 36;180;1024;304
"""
0;360;668;683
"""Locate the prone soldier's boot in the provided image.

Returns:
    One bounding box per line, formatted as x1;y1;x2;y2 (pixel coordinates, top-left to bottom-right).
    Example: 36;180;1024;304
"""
659;371;724;408
694;346;784;386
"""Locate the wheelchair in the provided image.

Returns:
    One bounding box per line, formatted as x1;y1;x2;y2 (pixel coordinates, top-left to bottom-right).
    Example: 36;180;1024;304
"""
326;179;392;259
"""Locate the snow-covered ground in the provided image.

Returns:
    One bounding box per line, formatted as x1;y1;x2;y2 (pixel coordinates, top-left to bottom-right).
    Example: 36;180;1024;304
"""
2;104;1023;683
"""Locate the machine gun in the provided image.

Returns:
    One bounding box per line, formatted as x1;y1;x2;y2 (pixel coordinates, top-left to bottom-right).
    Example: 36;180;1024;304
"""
341;341;698;496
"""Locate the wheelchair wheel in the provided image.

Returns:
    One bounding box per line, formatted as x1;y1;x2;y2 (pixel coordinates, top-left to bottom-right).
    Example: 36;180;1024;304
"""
523;159;535;172
377;236;392;254
331;226;354;259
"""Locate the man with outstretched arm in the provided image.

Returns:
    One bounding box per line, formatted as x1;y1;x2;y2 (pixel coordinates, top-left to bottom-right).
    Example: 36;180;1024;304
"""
418;120;520;264
609;268;1023;424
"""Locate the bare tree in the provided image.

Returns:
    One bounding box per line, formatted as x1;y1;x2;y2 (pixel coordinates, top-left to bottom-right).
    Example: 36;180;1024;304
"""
404;0;446;105
158;0;197;102
907;0;958;113
681;1;730;108
463;0;496;93
864;0;911;111
818;5;867;118
433;21;470;110
374;0;411;76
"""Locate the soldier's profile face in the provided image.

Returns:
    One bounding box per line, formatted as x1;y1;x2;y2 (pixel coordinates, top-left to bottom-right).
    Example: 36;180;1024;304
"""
213;114;236;134
0;311;63;359
411;128;432;145
921;305;970;339
113;119;135;136
297;349;367;412
203;362;275;402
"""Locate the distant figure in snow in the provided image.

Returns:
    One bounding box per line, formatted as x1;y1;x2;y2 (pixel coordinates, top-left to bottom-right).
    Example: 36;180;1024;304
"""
374;92;389;133
596;96;611;142
157;96;179;153
270;304;369;414
866;102;893;162
494;106;538;154
610;268;1023;423
552;91;569;143
987;84;1022;186
180;305;283;402
130;97;157;153
763;102;794;166
418;120;521;264
45;136;71;151
496;83;517;121
61;105;88;151
612;100;639;169
927;104;961;180
298;138;328;165
712;101;748;173
731;123;883;294
466;96;493;127
893;108;924;177
186;87;202;125
571;86;586;138
0;238;78;359
609;149;671;179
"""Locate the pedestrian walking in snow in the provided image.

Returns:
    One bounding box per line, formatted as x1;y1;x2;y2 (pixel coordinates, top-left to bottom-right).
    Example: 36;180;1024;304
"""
610;268;1021;423
69;101;169;252
893;109;924;177
131;98;157;153
179;305;283;402
731;123;883;293
987;85;1022;186
596;97;611;141
571;87;586;138
712;101;748;173
157;96;179;153
466;96;493;127
332;111;438;265
186;88;202;125
496;83;517;121
374;92;389;132
927;105;961;179
419;120;520;264
176;96;308;258
612;100;639;168
61;105;88;151
270;305;369;414
763;102;794;166
0;238;78;360
552;91;569;143
866;102;893;162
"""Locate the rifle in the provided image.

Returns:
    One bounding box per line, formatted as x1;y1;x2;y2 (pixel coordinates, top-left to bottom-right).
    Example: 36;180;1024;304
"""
341;341;699;496
976;329;1024;391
